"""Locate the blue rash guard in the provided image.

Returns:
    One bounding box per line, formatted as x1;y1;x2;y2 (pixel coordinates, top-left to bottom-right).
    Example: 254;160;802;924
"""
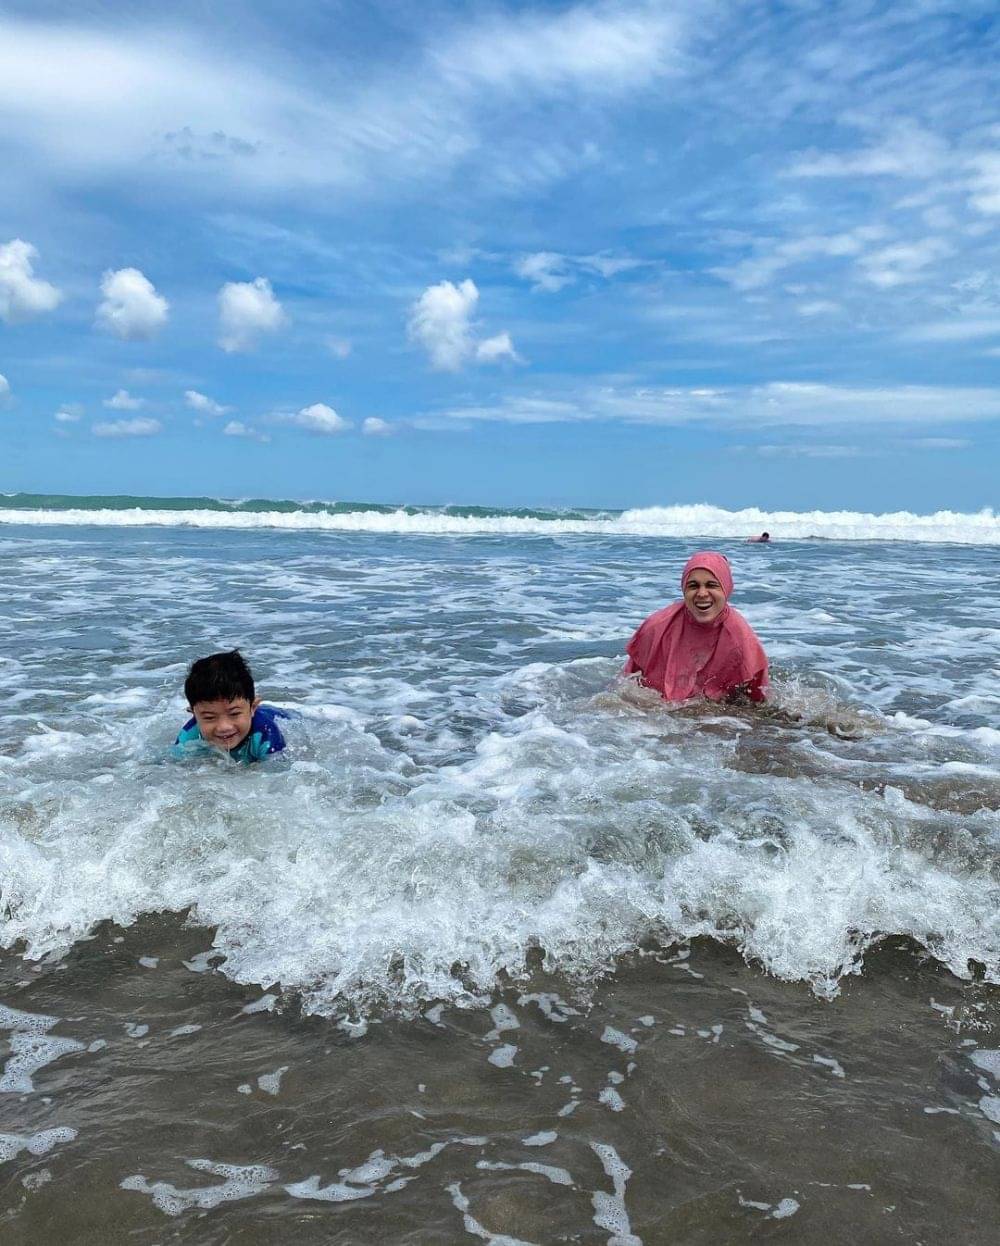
174;704;290;764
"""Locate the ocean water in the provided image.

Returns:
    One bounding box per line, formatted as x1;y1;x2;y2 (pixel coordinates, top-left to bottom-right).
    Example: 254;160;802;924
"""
1;500;999;1244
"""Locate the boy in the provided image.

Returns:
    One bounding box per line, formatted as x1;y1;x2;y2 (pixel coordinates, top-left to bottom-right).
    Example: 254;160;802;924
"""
175;650;288;763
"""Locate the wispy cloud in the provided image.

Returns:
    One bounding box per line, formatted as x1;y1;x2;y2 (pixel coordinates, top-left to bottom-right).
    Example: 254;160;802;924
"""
712;227;886;293
752;443;863;459
326;337;352;359
514;249;645;292
787;121;949;181
858;238;950;288
92;416;161;437
362;417;392;436
515;252;574;293
902;318;1000;343
434;4;684;95
0;6;688;201
435;381;1000;429
0;372;9;401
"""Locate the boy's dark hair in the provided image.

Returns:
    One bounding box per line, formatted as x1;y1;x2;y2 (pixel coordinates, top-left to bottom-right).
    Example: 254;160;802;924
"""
185;650;255;706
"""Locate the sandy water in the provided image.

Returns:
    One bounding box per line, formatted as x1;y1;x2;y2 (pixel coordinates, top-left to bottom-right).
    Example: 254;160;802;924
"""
1;523;999;1242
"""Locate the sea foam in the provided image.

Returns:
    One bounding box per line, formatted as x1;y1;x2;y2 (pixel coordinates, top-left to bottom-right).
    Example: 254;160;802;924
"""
0;501;999;544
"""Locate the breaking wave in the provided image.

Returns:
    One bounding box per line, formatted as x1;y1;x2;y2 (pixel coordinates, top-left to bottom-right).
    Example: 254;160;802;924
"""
1;494;999;544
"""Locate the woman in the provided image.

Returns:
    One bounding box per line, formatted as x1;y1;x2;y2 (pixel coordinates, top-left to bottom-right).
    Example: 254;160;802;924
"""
623;551;768;702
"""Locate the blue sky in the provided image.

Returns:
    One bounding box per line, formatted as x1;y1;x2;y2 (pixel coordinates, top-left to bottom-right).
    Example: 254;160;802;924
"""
1;0;999;510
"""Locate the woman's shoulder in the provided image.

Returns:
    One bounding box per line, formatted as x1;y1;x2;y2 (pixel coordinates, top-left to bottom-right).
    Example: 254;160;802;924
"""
722;606;767;647
636;600;685;630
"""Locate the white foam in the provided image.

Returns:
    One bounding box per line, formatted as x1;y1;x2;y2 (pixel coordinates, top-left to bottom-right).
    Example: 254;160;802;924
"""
0;1127;77;1163
3;502;1000;544
601;1027;638;1055
285;1174;377;1202
971;1050;1000;1078
257;1065;288;1095
4;524;1000;1018
813;1054;846;1078
478;1159;574;1186
486;1004;520;1039
978;1095;1000;1124
121;1159;277;1216
0;1032;85;1093
590;1141;641;1246
447;1181;541;1245
488;1044;518;1068
599;1087;626;1112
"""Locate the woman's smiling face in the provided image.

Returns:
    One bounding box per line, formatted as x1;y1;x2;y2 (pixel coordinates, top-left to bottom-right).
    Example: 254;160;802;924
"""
683;567;728;623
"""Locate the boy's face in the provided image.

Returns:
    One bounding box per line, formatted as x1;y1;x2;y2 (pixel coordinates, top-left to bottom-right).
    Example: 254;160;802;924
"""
190;696;260;750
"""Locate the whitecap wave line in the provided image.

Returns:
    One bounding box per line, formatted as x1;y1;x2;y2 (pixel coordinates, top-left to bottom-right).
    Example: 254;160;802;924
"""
1;502;999;544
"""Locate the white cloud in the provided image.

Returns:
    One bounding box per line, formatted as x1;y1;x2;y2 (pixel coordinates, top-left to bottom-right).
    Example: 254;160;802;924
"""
754;443;862;459
434;381;1000;428
967;152;1000;215
92;417;161;437
283;402;350;434
223;420;270;442
0;9;686;206
55;405;82;423
909;437;970;449
0;372;9;400
902;319;1000;343
96;267;169;340
326;336;352;359
185;389;231;415
515;252;573;293
475;332;519;364
408;278;517;371
0;239;62;323
796;300;841;317
858;239;949;288
787;122;949;181
437;5;684;95
514;250;643;291
103;389;144;410
362;417;391;436
218;277;286;352
714;227;885;292
580;253;643;279
409;278;478;370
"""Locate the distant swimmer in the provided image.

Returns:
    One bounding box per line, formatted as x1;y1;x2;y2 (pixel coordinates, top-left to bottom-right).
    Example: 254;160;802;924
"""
622;550;769;702
746;531;770;543
174;649;289;763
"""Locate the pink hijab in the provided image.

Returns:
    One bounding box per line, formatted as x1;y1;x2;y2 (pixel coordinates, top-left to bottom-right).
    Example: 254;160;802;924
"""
624;551;769;702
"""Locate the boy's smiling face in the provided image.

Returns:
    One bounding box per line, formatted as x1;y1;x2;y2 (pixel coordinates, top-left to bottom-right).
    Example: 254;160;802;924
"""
191;696;260;750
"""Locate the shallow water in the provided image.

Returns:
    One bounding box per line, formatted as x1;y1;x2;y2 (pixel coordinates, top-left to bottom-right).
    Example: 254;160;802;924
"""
1;524;999;1241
